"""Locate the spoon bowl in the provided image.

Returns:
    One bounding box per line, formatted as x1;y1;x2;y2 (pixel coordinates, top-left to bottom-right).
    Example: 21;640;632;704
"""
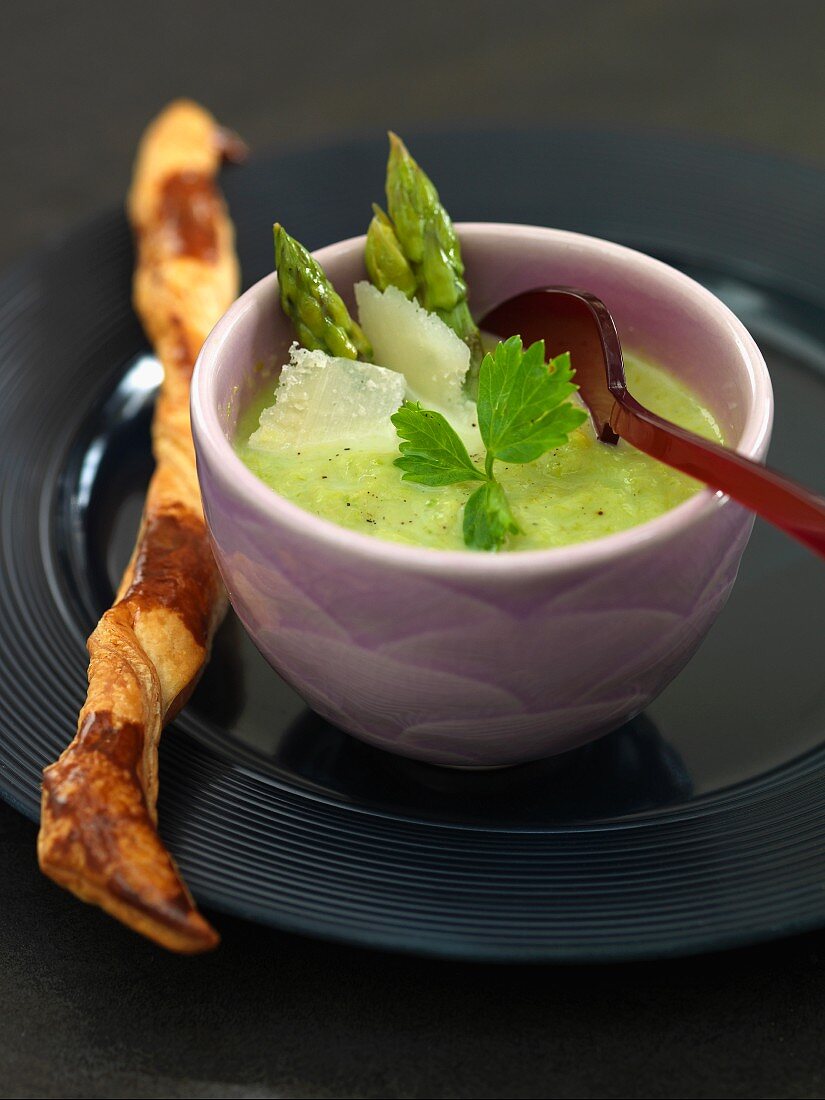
482;286;825;559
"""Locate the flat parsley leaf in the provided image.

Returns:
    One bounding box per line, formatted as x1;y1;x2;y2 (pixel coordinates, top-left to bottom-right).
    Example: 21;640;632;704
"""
391;401;485;486
477;337;587;464
463;480;521;550
392;337;587;550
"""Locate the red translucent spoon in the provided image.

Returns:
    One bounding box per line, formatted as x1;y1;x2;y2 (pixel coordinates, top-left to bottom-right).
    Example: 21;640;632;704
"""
481;288;825;559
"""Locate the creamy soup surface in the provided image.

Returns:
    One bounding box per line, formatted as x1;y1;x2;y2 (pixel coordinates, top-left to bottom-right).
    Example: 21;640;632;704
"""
236;354;723;552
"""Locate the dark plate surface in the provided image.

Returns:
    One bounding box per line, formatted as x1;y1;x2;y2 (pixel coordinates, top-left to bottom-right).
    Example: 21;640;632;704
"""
1;131;824;961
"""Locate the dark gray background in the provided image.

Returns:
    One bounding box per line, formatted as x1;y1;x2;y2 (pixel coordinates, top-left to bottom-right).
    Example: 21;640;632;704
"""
3;2;825;1097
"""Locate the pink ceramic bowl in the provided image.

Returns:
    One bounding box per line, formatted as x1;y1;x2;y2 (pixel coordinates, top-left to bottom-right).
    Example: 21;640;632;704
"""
191;225;772;767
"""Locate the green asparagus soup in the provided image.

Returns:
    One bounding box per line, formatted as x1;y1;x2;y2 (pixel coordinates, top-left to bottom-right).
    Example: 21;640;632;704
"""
236;355;722;552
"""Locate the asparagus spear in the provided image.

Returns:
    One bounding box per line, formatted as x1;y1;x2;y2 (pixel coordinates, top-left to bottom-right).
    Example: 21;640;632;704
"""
365;204;416;297
274;223;372;360
383;132;483;379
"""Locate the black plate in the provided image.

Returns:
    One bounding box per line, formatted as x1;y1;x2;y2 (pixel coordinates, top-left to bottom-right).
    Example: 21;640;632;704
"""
1;131;824;961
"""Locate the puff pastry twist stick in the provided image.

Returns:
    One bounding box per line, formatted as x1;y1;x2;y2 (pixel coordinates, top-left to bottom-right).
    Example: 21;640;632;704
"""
38;101;243;952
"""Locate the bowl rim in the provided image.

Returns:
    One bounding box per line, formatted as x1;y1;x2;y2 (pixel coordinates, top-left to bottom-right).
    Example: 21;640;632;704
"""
192;223;773;579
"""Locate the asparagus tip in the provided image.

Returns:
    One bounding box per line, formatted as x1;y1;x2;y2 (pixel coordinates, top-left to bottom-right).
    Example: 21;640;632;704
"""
371;202;393;229
387;130;406;155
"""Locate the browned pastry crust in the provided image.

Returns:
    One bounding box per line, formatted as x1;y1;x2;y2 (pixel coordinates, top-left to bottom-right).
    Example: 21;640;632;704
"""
37;101;244;953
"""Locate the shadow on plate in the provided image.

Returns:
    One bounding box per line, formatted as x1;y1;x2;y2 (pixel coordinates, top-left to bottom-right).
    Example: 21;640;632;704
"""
270;706;693;825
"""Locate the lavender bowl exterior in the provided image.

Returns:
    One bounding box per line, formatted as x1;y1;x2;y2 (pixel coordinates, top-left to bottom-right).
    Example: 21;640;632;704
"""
192;225;772;767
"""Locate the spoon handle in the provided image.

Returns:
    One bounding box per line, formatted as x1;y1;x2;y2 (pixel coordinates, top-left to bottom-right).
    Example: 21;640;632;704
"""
615;393;825;558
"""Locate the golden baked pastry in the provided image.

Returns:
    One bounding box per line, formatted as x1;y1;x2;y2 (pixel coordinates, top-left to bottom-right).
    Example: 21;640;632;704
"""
38;100;243;953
